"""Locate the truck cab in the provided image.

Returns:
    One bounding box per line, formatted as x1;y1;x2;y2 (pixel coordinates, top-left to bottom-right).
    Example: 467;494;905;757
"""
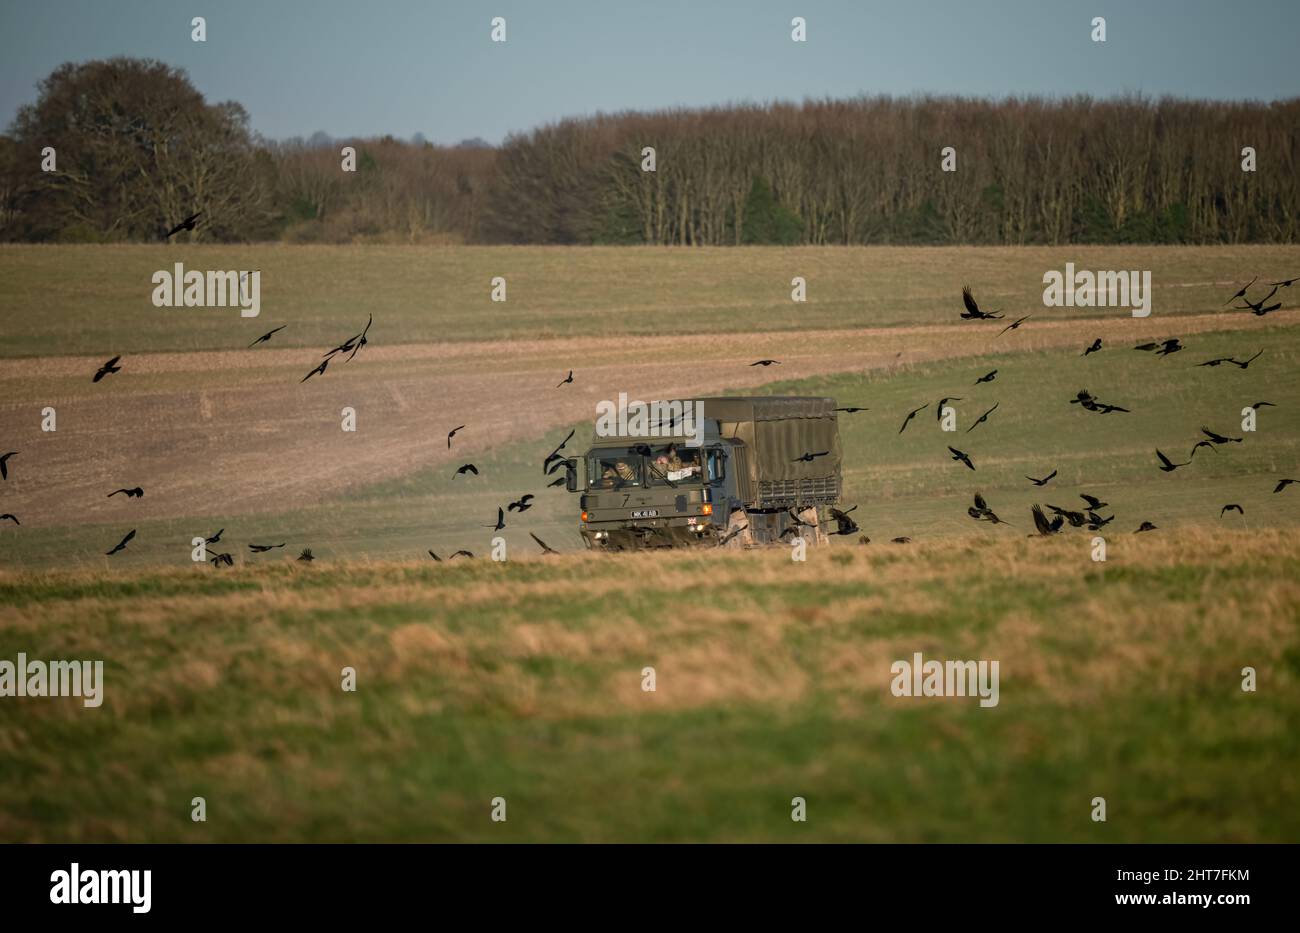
570;397;842;549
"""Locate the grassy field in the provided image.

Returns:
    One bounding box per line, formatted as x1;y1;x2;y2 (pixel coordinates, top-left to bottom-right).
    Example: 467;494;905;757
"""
1;532;1297;843
1;243;1299;841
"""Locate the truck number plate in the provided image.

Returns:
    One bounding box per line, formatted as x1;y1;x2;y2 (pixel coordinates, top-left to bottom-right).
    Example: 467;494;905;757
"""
631;509;659;519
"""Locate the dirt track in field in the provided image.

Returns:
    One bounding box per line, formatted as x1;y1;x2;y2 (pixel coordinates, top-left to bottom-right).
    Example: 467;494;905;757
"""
0;308;1290;525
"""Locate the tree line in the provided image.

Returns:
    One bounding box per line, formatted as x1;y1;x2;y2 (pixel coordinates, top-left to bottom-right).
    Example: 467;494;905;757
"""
2;58;1296;246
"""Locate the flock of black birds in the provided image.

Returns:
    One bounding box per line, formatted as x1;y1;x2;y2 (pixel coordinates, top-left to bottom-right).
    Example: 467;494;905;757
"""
3;260;1297;562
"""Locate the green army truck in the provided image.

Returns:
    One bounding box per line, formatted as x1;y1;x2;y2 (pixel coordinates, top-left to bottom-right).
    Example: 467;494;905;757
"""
568;396;843;549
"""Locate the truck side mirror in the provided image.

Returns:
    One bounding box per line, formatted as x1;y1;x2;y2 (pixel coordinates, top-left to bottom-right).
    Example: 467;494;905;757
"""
565;458;585;492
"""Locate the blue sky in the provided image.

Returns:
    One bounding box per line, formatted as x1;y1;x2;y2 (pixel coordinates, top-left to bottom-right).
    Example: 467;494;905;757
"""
1;0;1296;144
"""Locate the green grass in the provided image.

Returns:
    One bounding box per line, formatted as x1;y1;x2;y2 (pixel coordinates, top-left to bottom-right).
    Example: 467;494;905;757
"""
2;243;1297;357
2;534;1296;842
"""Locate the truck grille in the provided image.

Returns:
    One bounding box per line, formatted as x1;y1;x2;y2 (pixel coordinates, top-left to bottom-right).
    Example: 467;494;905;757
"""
756;474;841;508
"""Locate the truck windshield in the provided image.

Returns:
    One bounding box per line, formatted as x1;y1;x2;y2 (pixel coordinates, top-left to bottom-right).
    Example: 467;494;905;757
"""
589;449;643;489
646;447;704;485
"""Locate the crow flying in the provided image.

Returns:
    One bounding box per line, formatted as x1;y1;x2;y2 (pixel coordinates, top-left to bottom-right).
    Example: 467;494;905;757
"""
205;528;224;544
297;548;314;561
454;464;479;477
997;315;1030;337
974;370;998;385
210;552;234;567
1229;350;1263;369
94;356;122;383
936;397;962;420
451;550;475;559
106;529;136;555
1031;505;1063;536
1268;274;1299;288
1154;338;1184;357
1235;285;1281;315
1225;277;1257;305
828;506;860;536
1026;470;1058;487
0;451;15;480
899;404;928;433
486;507;505;530
750;359;781;367
1082;339;1102;356
1201;426;1242;444
1135;521;1157;533
1220;504;1244;517
0;513;18;526
1156;449;1189;472
248;543;285;552
1188;440;1217;459
163;212;201;239
834;406;868;413
1274;479;1298;493
966;402;999;433
447;425;466;448
542;429;576;472
1249;401;1276;410
427;549;442;562
107;487;144;498
557;370;574;387
960;286;1003;320
508;494;535;512
530;532;559;555
249;325;286;347
792;451;829;462
948;446;975;470
300;358;329;382
1079;493;1109;511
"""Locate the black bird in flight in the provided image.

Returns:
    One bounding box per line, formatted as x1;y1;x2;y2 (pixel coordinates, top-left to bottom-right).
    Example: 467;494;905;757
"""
1031;505;1063;536
486;507;506;530
324;313;373;362
546;458;575;477
210;552;234;567
248;543;285;552
107;487;144;498
828;506;860;536
968;492;1012;526
547;476;567;488
1080;493;1109;511
297;548;314;562
447;425;466;448
1235;285;1281;316
1201;426;1243;445
427;549;441;561
966;402;999;433
1188;440;1218;460
891;537;912;544
1154;338;1184;357
1268;274;1299;288
750;359;781;367
1220;504;1244;517
1156;449;1189;472
997;315;1030;337
205;528;224;544
1046;504;1088;527
1135;521;1158;533
163;212;201;239
106;529;136;555
542;429;576;473
899;403;928;433
973;369;997;385
249;325;286;348
0;513;19;525
454;464;479;478
834;406;868;413
936;397;962;420
508;494;535;513
1225;277;1257;305
1274;479;1298;494
530;532;559;555
1026;470;1058;487
960;286;1003;320
94;356;122;383
1082;339;1102;356
1228;350;1263;369
0;451;16;480
557;370;574;387
1085;511;1114;531
792;451;829;462
300;358;329;382
948;446;975;470
1249;401;1276;410
450;550;475;559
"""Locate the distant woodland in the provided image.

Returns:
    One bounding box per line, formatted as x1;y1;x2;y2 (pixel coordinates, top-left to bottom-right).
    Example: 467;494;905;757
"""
2;58;1297;245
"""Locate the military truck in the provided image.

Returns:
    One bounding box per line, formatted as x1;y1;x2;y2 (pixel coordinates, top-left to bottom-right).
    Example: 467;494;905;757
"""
567;396;843;549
